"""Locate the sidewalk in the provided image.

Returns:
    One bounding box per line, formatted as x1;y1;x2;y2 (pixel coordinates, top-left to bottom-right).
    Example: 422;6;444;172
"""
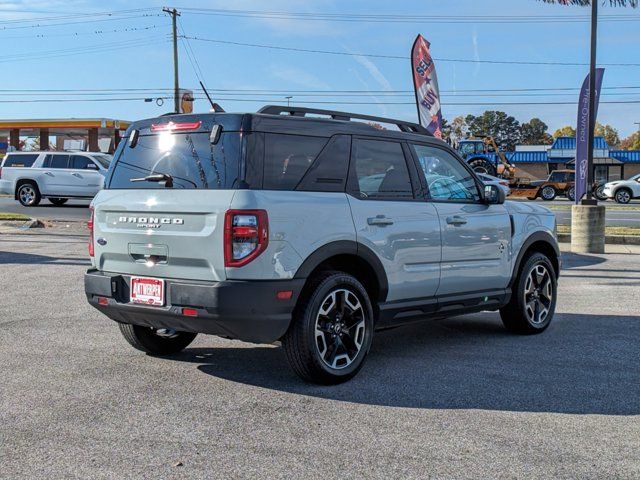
559;242;640;254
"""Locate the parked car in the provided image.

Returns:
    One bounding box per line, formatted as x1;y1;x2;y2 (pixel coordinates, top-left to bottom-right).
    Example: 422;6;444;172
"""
476;172;511;196
602;174;640;204
509;169;575;201
85;106;560;384
0;151;111;206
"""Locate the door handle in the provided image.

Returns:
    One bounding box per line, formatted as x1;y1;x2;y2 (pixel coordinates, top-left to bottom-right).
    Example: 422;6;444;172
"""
367;215;394;226
71;172;82;178
44;171;54;176
446;215;467;226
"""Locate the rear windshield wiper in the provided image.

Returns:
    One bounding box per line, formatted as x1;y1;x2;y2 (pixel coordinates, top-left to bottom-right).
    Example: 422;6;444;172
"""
130;173;174;188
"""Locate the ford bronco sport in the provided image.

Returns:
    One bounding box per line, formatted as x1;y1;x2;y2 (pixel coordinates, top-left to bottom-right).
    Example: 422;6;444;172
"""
85;106;560;384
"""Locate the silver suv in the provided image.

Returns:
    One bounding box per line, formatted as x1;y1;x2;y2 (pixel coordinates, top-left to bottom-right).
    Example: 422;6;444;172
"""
85;106;559;384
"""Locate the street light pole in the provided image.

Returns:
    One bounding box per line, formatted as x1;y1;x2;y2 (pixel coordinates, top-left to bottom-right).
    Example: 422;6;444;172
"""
163;7;181;114
583;0;598;205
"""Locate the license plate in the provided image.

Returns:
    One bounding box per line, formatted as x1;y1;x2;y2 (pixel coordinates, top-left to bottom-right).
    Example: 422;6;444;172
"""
130;276;165;306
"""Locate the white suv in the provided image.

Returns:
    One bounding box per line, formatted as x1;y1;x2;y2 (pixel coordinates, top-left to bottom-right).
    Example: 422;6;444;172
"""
602;173;640;204
0;151;111;206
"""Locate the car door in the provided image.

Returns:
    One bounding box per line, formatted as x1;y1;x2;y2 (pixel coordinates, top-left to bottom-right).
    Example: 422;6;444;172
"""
69;155;104;196
39;154;71;195
346;137;441;303
409;142;511;297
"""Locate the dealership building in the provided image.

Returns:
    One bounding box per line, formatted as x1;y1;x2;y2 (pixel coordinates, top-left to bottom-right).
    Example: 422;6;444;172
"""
507;136;640;183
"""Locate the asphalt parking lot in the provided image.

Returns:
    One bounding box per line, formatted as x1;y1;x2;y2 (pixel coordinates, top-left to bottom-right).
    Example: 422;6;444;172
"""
1;231;639;478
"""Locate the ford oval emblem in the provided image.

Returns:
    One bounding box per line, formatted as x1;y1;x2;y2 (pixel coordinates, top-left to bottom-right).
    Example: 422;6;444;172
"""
96;237;107;246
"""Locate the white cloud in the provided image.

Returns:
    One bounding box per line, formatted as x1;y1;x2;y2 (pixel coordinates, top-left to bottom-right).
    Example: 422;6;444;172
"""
267;64;330;90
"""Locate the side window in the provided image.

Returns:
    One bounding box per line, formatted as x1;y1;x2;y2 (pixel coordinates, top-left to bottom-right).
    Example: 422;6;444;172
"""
45;154;70;169
3;154;39;168
351;139;413;200
297;135;350;192
263;134;327;190
71;155;95;170
411;144;480;202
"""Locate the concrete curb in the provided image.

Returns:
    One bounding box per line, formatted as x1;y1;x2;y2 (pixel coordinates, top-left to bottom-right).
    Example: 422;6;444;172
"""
557;233;640;245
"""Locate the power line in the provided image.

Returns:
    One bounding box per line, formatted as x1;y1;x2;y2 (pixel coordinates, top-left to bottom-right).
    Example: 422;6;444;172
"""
0;24;161;40
176;7;640;23
0;13;162;31
0;8;157;24
181;35;640;67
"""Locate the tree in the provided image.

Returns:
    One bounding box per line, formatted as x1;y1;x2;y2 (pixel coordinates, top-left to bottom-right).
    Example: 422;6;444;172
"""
619;132;640;150
552;126;576;139
521;118;553;145
465;111;522;151
595;122;620;147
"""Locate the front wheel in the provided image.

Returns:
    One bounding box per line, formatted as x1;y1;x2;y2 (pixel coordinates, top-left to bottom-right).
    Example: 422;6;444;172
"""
595;185;608;201
282;271;374;384
468;158;497;177
118;323;197;355
500;252;557;334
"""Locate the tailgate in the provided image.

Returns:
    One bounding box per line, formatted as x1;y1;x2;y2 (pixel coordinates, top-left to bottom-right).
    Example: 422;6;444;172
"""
92;189;235;282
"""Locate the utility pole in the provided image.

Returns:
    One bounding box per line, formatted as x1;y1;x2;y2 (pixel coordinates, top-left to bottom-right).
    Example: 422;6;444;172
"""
285;96;293;107
163;7;180;113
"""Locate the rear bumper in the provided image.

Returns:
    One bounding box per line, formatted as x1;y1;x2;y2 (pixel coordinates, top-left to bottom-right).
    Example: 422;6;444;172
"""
84;269;305;343
0;180;13;195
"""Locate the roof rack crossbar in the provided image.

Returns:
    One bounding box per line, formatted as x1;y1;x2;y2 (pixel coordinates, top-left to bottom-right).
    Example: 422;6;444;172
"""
257;105;430;135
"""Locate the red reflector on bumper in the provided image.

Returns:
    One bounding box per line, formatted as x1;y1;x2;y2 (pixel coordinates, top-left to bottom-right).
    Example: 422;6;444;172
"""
97;297;108;306
276;290;293;300
182;308;198;317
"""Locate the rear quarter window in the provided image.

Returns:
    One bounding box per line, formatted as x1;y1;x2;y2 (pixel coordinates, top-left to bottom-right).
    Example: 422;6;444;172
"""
3;154;39;168
262;134;328;190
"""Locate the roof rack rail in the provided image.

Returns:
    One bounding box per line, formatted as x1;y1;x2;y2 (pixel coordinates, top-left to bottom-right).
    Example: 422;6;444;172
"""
257;105;430;135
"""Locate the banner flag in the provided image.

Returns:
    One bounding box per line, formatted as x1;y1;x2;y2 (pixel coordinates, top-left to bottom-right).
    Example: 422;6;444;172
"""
411;34;442;138
575;68;605;203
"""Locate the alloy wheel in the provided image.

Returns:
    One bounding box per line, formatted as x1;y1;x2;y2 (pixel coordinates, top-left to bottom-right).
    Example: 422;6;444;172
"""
541;187;555;200
19;186;36;205
523;264;553;325
616;190;631;203
314;288;366;370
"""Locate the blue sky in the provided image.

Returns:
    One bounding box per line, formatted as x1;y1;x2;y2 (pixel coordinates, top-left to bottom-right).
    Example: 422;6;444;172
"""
1;0;639;137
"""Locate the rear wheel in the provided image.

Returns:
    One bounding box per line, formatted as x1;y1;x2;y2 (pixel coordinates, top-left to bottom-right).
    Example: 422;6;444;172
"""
118;323;197;355
540;185;557;201
500;252;557;334
566;186;575;202
49;198;68;206
614;188;632;204
282;271;374;384
17;182;41;207
468;158;497;177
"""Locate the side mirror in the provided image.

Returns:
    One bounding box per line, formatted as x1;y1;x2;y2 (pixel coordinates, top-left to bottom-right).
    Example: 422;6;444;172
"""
484;184;506;205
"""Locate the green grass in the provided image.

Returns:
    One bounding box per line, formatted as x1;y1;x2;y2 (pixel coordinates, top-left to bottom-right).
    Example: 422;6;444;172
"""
0;212;31;221
557;224;640;236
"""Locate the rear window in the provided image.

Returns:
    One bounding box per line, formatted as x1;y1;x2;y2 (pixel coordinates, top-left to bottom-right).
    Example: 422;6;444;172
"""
3;154;39;168
107;131;240;189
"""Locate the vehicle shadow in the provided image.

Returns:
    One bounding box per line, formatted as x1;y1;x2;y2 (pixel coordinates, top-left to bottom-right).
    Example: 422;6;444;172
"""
560;251;607;269
0;250;90;266
171;312;639;415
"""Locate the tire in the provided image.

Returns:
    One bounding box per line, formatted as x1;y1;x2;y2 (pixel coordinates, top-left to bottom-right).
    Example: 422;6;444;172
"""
540;185;557;201
468;158;497;177
118;323;197;355
614;188;632;204
16;182;41;207
49;198;68;206
595;185;608;201
527;196;537;201
282;271;375;385
566;186;575;202
500;252;557;335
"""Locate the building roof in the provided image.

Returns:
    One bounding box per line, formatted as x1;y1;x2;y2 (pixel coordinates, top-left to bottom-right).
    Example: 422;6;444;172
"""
508;151;549;163
551;136;609;150
0;118;130;129
611;150;640;163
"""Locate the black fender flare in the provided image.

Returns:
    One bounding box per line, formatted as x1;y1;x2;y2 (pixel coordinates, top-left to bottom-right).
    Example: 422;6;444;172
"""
293;240;389;302
510;231;560;287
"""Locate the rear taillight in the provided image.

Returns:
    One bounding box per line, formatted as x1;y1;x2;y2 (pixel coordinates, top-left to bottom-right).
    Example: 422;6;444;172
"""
224;210;268;267
88;206;94;257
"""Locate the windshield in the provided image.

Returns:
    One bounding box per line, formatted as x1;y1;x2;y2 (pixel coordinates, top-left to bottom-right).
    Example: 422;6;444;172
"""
107;131;240;189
